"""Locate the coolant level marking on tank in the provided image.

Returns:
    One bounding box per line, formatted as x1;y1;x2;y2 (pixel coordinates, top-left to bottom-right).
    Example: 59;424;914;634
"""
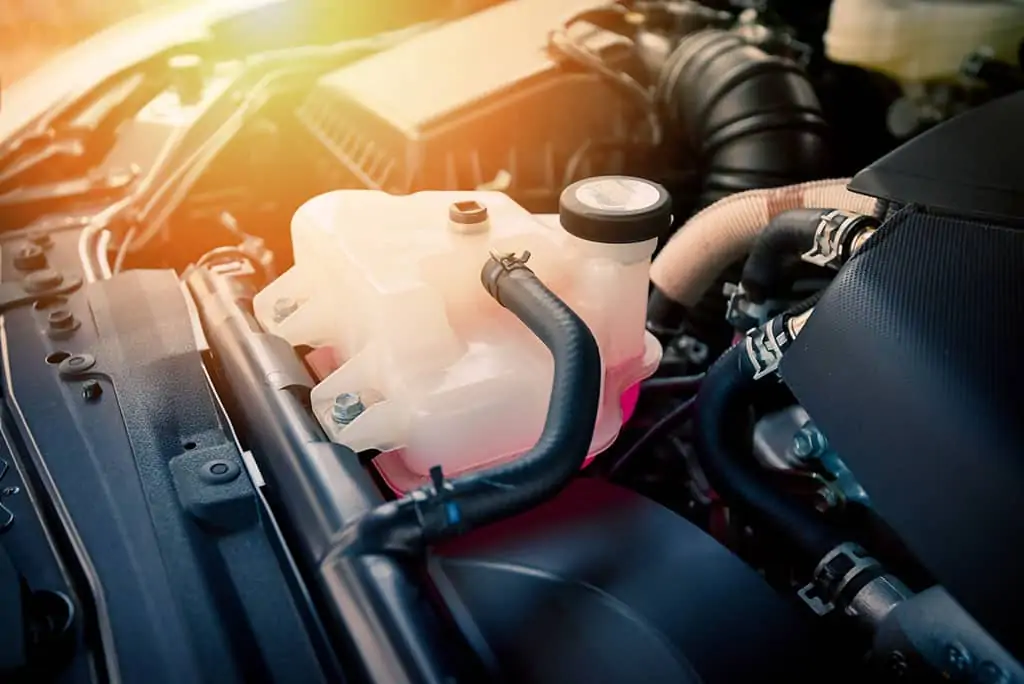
574;178;661;213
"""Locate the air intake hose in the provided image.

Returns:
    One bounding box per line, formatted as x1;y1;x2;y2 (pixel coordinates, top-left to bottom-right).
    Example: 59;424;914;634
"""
646;28;831;337
657;29;830;205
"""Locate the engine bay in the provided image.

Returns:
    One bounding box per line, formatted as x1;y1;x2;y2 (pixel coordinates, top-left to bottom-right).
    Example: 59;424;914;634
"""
2;1;1024;682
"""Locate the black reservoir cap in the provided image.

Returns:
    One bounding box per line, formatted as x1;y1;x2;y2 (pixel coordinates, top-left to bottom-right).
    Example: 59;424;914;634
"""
559;176;672;244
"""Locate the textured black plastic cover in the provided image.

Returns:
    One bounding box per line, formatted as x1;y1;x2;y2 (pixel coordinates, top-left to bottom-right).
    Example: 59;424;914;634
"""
780;207;1024;658
848;92;1024;225
431;478;826;683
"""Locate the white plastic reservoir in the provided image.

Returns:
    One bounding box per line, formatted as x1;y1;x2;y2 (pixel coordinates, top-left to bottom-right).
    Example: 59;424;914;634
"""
254;183;663;491
825;0;1024;82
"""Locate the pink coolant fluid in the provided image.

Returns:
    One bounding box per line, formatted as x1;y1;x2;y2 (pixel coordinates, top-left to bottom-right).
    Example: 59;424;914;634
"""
375;382;645;494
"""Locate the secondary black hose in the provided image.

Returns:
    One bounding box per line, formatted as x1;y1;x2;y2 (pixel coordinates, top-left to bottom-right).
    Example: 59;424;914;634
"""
740;208;829;304
656;29;830;206
351;252;602;552
694;327;842;564
741;208;878;304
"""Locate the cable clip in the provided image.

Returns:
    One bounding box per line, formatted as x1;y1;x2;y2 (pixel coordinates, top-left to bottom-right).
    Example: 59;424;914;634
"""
489;250;532;272
745;316;790;380
802;210;866;269
798;543;880;616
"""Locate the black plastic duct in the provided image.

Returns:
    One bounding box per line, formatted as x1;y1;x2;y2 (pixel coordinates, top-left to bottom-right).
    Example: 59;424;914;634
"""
645;28;830;342
655;29;830;206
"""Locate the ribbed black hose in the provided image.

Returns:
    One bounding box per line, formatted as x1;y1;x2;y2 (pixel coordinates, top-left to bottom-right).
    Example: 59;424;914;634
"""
657;29;830;206
694;340;842;564
740;208;829;304
353;255;602;552
647;28;830;339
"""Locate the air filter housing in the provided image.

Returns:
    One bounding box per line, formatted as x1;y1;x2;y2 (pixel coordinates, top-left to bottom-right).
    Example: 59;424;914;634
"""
297;0;646;210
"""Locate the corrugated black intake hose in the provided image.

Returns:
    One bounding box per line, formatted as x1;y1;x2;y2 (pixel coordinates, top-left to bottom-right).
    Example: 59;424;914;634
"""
656;29;830;206
694;318;843;565
740;208;829;304
351;253;602;553
645;28;830;339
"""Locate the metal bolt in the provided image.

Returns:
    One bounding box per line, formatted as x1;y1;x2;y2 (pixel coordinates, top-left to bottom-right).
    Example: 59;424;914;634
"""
792;423;827;461
14;244;47;271
48;309;75;331
813;486;839;513
81;380;102;401
332;392;365;425
273;297;299;323
944;642;973;677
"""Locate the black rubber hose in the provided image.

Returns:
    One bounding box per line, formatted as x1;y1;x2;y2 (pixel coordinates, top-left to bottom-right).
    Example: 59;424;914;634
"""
740;208;829;304
646;28;830;337
694;339;842;564
353;255;602;552
657;29;830;206
457;256;602;527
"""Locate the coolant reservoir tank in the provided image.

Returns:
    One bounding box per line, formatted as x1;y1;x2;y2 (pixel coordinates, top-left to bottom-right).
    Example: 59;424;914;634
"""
254;177;667;491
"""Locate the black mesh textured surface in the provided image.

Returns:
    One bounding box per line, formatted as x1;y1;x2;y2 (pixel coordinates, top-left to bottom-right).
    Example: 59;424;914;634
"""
780;207;1024;658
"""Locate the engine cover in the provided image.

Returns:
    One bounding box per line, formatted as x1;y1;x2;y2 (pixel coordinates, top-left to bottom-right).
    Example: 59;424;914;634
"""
781;94;1024;658
431;478;828;683
297;0;644;210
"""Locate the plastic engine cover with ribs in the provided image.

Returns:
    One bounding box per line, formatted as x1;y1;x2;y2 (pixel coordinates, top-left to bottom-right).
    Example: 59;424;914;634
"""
254;186;661;491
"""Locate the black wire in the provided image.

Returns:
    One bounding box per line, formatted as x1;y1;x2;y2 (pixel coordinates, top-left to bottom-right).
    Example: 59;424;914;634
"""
547;29;663;147
608;396;696;477
640;373;705;392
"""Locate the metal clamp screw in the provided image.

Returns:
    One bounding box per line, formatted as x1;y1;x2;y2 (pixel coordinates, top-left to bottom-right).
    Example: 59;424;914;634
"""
81;380;102;401
793;423;827;461
272;297;299;323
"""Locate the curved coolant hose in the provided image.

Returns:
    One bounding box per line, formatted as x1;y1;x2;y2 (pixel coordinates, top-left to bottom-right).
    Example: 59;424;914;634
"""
740;208;832;304
740;208;878;304
352;254;602;552
454;255;602;528
649;178;878;309
694;327;842;564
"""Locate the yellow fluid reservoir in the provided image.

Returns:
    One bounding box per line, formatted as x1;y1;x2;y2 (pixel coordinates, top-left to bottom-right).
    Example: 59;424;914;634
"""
254;181;665;491
825;0;1024;82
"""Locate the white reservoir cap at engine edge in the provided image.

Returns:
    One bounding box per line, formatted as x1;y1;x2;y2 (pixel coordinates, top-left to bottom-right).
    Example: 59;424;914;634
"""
253;188;663;493
560;176;673;245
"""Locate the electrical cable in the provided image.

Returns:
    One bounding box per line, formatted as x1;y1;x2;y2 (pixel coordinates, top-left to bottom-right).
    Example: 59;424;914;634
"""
608;396;696;477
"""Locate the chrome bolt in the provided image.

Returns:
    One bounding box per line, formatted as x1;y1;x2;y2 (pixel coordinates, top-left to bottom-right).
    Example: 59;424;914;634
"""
793;423;827;461
331;393;365;425
272;297;299;323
